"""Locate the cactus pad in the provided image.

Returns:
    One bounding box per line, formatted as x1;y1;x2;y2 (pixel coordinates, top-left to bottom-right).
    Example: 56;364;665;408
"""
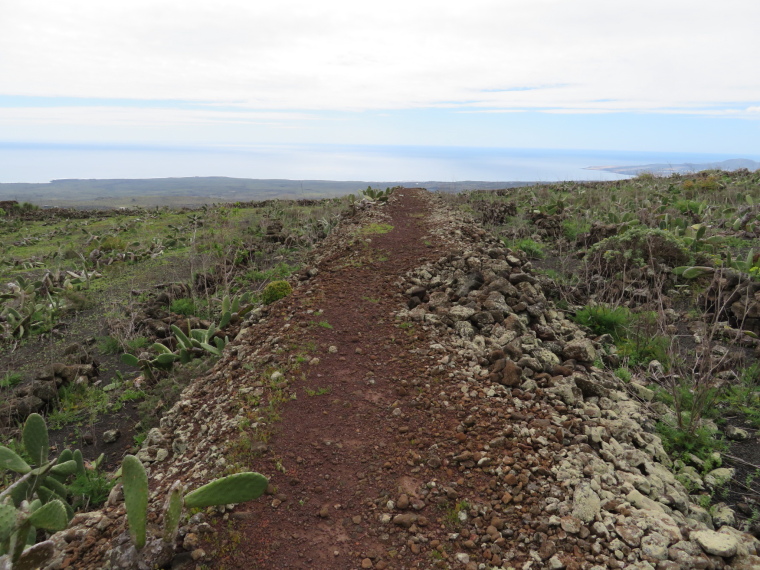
0;503;18;543
43;477;69;500
122;455;148;550
73;449;85;477
57;449;73;464
0;446;31;475
184;472;268;509
162;481;184;544
120;353;140;367
50;460;78;477
22;414;48;466
28;500;67;532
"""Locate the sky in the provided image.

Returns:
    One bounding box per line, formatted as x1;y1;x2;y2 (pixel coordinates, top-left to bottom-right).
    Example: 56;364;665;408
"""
1;0;759;155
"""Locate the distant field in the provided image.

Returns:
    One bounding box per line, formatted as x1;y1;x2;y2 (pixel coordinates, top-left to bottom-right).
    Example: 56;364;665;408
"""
0;177;535;208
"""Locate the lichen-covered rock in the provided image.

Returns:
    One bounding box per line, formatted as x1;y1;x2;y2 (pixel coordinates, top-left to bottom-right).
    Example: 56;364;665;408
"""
640;532;670;560
710;503;736;528
448;306;476;321
691;529;738;558
571;482;600;524
704;467;735;489
454;320;475;339
563;338;596;362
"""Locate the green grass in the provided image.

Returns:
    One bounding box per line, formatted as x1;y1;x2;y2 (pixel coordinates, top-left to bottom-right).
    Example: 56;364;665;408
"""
360;223;394;235
656;421;727;461
47;384;111;429
504;238;545;259
244;262;299;282
119;388;146;402
572;304;633;341
0;372;23;389
125;336;150;353
170;297;197;316
97;336;121;355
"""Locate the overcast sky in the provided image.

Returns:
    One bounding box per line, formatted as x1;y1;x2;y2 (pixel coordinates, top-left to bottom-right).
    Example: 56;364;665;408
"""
1;0;759;153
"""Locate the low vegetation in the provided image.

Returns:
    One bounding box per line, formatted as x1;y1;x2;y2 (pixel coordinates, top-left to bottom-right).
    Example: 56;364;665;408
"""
0;194;355;538
445;168;760;519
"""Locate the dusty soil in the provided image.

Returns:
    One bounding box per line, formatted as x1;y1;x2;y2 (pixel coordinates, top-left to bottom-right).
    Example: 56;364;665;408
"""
191;189;561;569
203;189;457;568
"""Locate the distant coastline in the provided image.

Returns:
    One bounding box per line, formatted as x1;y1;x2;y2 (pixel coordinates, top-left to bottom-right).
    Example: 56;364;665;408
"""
4;143;756;185
0;177;536;209
586;158;760;176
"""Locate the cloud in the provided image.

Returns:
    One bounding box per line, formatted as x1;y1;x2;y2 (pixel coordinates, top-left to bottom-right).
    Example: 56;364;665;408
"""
0;0;758;116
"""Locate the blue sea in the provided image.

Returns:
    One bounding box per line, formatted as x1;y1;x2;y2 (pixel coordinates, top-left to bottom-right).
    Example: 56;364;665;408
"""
0;142;755;184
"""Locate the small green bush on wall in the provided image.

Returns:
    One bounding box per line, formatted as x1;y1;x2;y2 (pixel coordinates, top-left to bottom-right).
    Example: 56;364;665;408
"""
261;280;292;305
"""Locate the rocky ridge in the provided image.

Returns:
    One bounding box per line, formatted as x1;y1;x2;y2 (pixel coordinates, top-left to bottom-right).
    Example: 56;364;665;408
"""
394;193;760;569
40;189;760;569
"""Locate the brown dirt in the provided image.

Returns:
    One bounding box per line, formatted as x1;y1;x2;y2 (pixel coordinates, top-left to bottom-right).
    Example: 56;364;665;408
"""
202;189;457;568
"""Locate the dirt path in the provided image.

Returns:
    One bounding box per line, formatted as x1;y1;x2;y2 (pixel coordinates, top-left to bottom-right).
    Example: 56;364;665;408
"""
205;189;462;568
58;188;760;570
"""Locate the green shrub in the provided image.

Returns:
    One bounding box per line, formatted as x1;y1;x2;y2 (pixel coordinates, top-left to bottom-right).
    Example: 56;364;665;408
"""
620;334;669;367
0;372;23;389
619;311;669;367
261;280;292;305
572;304;633;341
170;297;197;316
562;218;591;241
721;363;760;427
656;421;726;460
97;235;127;252
69;467;115;510
125;336;150;353
505;238;545;259
98;336;122;355
615;367;632;382
586;226;691;274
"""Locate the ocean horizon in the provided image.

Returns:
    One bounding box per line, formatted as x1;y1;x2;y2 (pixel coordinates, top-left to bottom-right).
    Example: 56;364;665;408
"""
1;142;756;184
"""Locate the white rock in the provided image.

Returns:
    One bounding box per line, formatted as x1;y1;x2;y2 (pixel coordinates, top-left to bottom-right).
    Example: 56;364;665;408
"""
641;532;669;560
704;467;735;488
572;482;600;523
692;529;739;557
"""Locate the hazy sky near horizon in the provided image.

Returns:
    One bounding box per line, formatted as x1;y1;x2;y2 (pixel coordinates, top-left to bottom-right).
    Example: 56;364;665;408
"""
1;0;759;154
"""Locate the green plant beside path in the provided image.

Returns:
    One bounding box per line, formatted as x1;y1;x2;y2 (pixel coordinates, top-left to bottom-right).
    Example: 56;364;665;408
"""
0;414;107;569
117;454;268;567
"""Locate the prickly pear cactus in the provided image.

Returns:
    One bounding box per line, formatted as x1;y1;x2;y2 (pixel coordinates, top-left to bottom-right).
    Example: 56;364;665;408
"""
27;500;67;532
0;448;30;475
72;449;85;477
184;472;268;509
162;481;184;544
122;456;149;550
0;503;16;543
22;414;48;467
